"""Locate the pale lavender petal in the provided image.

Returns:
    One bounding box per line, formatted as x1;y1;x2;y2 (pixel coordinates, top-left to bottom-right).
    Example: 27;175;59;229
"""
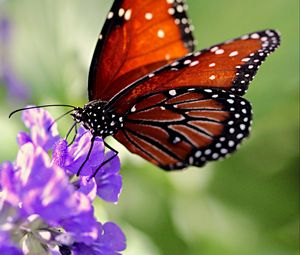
0;245;23;255
50;250;61;255
73;126;88;143
61;212;99;245
0;18;29;100
0;230;23;255
22;107;60;151
99;222;126;252
66;133;104;176
97;151;121;176
72;222;126;255
2;65;29;100
17;131;31;147
72;244;97;255
94;152;122;203
59;192;98;244
15;144;78;222
0;161;19;206
78;176;97;201
96;174;122;203
0;17;10;43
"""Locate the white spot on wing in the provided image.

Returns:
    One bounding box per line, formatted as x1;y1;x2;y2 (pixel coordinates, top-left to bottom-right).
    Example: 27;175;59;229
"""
157;29;165;38
131;106;136;112
184;59;192;65
145;12;153;20
210;46;219;52
118;8;125;17
124;9;132;21
190;60;199;67
251;33;260;39
169;90;177;96
107;12;114;19
168;8;175;15
215;49;225;55
229;51;238;57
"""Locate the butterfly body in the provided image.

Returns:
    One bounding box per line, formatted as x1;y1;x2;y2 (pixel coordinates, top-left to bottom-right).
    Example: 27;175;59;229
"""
72;101;123;138
75;0;280;171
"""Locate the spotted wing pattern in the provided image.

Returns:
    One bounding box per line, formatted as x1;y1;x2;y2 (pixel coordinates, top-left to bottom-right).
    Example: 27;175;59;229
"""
88;0;195;102
114;88;252;170
108;30;280;112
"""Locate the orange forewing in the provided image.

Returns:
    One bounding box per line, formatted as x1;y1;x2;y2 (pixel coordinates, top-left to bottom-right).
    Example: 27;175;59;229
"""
89;0;195;101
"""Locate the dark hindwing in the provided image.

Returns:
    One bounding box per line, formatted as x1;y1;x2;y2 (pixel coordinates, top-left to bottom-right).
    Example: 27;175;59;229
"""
88;0;195;102
114;88;252;170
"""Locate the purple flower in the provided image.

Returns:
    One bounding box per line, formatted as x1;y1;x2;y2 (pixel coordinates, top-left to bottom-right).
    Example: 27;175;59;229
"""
1;65;29;99
72;222;126;255
94;151;122;203
21;107;60;150
0;243;23;255
20;107;123;202
52;126;123;203
1;143;99;242
0;18;10;43
60;131;104;176
0;107;126;254
0;17;29;100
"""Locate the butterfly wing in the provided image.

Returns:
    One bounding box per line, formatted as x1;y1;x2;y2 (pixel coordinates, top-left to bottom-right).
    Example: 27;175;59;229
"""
88;0;195;101
114;88;252;170
107;29;280;111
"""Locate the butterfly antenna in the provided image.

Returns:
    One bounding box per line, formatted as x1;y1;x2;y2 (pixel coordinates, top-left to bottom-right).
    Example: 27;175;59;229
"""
47;109;75;132
9;104;76;118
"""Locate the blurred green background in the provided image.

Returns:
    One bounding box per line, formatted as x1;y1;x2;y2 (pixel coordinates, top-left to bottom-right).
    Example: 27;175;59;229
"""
0;0;299;254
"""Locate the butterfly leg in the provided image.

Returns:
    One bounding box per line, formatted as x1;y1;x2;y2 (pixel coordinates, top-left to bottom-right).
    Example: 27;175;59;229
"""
67;123;78;146
65;122;77;145
76;135;96;176
91;141;119;178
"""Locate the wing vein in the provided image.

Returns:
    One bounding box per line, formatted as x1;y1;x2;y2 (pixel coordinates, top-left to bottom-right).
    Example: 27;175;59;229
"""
126;127;181;161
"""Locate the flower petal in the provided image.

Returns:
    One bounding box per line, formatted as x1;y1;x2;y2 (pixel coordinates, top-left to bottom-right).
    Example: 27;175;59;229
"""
66;132;104;176
99;222;126;252
94;152;122;203
22;107;60;151
60;192;98;244
71;222;126;255
78;177;97;201
0;244;23;255
96;175;122;203
15;143;82;223
17;131;31;147
0;161;20;206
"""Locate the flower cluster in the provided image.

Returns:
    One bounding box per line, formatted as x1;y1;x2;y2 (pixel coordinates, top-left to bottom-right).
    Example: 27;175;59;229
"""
0;107;126;254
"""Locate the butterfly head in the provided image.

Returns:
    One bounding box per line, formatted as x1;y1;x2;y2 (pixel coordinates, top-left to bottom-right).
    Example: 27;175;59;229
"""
71;100;123;137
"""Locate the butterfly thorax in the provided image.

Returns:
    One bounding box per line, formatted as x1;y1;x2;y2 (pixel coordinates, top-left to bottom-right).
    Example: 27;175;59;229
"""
72;100;123;138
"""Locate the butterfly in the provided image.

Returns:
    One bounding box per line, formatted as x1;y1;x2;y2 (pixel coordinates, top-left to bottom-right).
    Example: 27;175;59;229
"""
70;0;280;175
